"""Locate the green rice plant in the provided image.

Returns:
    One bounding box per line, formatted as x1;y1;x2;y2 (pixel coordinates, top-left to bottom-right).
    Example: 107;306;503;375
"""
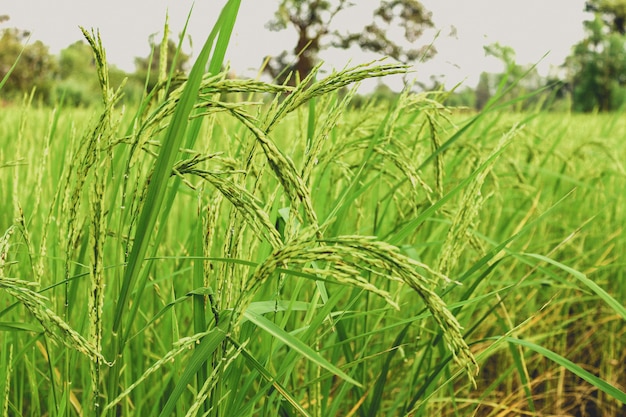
1;4;626;416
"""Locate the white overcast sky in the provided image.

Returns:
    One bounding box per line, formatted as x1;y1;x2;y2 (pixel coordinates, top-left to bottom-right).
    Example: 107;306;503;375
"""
1;0;589;90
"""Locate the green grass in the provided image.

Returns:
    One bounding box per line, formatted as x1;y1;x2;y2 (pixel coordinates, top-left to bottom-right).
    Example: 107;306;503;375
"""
1;4;626;416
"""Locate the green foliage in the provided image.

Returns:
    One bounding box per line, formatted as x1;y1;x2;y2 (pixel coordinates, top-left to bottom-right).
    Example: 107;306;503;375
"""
57;41;95;80
53;41;100;106
1;4;626;417
0;20;56;102
586;0;626;33
566;13;626;111
0;18;144;107
2;71;626;416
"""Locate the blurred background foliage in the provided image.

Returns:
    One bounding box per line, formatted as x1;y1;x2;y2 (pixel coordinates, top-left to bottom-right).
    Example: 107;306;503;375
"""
2;0;626;110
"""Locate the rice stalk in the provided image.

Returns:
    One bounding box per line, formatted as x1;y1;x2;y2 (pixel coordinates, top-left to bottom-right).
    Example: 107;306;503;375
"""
0;344;11;417
184;341;245;417
110;11;217;341
301;87;358;185
196;170;282;249
265;60;409;132
88;155;107;412
203;191;224;291
104;3;243;414
157;12;169;103
0;277;111;366
0;227;14;273
103;328;220;413
324;236;478;383
111;3;243;357
32;108;54;223
426;110;445;199
64;28;128;414
12;90;35;218
13;210;37;282
438;125;521;277
373;146;434;205
229;107;320;230
33;108;63;284
232;227;477;384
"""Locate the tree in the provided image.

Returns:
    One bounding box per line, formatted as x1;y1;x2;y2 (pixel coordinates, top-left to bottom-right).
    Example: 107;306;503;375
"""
585;0;626;34
265;0;435;84
565;12;626;111
57;40;143;106
0;16;56;101
58;41;96;81
473;72;491;110
54;41;102;106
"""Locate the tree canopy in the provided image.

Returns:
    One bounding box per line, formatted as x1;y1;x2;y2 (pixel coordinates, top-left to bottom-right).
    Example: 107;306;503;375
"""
566;5;626;111
0;16;56;101
265;0;434;84
0;14;186;106
585;0;626;34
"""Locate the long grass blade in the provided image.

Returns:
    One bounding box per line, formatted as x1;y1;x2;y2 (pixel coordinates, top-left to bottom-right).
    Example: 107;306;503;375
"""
244;310;362;387
157;315;231;417
108;0;242;406
523;253;626;320
504;337;626;404
112;0;240;340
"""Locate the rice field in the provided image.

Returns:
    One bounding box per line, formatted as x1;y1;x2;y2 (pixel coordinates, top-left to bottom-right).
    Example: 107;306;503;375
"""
1;2;625;416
